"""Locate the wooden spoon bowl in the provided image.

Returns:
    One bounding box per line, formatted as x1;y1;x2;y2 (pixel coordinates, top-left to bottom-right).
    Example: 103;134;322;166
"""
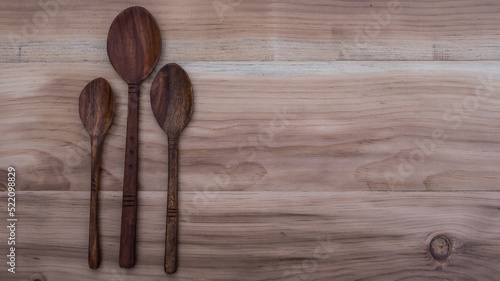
151;63;194;137
107;6;162;85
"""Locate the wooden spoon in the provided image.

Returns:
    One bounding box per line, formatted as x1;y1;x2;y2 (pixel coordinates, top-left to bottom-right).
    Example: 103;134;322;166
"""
150;63;194;274
78;78;115;269
107;6;162;268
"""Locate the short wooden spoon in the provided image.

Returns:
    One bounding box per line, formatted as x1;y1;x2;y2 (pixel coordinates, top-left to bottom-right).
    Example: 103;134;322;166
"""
150;63;194;274
107;6;162;268
78;78;114;269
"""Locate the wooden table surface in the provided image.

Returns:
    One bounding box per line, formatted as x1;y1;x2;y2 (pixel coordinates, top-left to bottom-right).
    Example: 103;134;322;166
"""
1;1;500;280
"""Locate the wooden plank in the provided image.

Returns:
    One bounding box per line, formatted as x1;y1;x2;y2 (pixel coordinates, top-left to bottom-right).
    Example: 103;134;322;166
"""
1;2;499;281
1;191;499;280
1;62;500;192
1;0;500;62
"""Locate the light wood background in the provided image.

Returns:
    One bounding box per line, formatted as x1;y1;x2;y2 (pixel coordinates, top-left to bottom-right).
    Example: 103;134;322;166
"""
1;0;500;280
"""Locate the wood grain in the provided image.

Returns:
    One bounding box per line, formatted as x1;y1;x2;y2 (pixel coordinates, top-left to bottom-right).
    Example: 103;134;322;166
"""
1;62;499;193
1;191;500;281
1;0;500;62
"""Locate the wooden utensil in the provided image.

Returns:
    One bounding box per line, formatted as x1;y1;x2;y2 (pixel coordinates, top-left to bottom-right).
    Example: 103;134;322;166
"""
150;63;194;274
78;78;115;269
106;6;162;268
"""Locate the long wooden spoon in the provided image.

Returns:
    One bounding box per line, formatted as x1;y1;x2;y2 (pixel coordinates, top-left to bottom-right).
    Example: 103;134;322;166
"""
150;63;194;274
78;78;114;269
107;6;162;268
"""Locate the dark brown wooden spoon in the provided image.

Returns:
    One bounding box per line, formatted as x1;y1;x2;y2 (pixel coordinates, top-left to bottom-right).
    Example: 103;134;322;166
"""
150;63;194;274
107;6;162;268
78;78;114;269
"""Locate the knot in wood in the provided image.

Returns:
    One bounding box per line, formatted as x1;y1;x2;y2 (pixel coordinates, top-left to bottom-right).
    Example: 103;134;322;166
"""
429;234;452;262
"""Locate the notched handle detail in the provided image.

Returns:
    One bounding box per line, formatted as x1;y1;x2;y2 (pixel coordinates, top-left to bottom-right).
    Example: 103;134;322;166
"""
122;194;137;207
167;208;178;217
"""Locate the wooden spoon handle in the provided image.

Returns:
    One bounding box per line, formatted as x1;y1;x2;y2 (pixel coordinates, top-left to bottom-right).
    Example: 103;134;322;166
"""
165;137;179;274
119;84;140;268
89;136;102;269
